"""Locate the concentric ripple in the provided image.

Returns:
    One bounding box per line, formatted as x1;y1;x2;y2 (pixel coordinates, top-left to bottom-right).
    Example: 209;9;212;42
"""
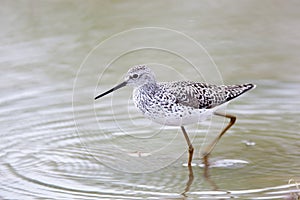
1;71;299;199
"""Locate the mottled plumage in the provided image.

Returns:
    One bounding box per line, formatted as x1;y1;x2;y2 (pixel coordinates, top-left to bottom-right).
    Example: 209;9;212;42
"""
159;81;254;109
126;66;255;126
95;65;256;166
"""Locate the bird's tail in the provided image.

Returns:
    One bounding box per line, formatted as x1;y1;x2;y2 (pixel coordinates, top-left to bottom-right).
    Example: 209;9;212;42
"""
224;83;256;102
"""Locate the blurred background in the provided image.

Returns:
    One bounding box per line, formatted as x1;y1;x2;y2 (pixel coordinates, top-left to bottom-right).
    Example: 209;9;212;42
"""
1;1;299;199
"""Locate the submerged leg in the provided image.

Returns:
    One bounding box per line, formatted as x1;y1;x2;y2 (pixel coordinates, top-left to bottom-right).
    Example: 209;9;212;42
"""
181;126;194;166
202;112;236;164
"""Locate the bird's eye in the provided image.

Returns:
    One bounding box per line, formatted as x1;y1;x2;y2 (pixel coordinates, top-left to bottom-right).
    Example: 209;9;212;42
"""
132;74;138;78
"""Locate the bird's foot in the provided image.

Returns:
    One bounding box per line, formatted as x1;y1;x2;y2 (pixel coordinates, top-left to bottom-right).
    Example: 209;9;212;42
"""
202;152;210;168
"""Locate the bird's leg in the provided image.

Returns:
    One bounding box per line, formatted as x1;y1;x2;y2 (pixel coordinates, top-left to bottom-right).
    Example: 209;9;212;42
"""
202;112;236;164
181;126;194;166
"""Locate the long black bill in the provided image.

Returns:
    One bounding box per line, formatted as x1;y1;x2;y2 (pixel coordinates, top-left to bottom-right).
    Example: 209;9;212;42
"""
94;81;127;100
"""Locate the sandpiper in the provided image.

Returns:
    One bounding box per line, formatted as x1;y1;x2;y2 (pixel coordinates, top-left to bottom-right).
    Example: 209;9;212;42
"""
95;65;255;166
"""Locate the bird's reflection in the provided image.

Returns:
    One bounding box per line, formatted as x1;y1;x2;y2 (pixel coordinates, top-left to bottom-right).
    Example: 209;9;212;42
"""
181;165;194;197
203;163;218;190
181;162;218;198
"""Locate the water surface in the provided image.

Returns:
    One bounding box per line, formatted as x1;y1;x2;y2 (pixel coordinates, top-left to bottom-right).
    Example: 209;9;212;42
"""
1;1;300;199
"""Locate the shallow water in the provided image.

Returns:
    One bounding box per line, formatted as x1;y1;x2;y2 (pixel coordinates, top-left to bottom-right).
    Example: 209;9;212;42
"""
1;1;300;199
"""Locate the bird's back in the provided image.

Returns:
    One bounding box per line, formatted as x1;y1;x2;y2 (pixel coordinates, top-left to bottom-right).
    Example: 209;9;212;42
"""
159;81;255;109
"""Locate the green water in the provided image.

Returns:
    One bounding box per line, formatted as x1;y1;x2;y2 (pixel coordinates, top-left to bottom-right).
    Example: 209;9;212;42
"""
1;1;300;199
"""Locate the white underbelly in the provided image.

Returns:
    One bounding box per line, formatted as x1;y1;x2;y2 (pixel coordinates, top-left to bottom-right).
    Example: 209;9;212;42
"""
142;107;214;126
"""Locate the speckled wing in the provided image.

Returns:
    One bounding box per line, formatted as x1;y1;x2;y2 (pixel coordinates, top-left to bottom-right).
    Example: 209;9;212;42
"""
159;81;255;109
